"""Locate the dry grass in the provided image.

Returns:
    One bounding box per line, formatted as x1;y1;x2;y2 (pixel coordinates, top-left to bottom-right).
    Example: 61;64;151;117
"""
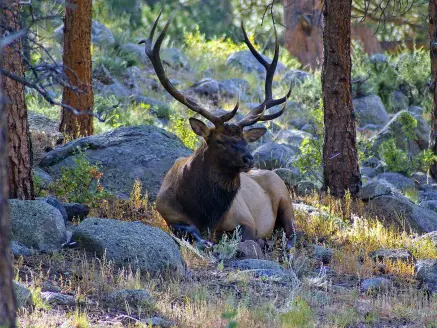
14;188;437;327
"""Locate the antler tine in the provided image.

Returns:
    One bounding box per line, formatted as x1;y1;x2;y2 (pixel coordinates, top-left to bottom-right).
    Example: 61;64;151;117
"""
139;13;226;126
238;21;289;128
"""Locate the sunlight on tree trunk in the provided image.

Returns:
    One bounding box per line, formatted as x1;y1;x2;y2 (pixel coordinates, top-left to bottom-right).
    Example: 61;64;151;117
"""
430;0;437;179
322;0;361;197
1;0;34;200
60;0;94;138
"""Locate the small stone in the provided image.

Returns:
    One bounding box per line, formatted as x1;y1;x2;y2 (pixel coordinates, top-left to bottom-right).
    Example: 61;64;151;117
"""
11;241;35;257
370;249;415;263
229;259;283;271
41;292;76;306
141;317;173;328
62;203;89;222
108;289;154;311
308;245;333;264
361;277;392;293
236;240;264;259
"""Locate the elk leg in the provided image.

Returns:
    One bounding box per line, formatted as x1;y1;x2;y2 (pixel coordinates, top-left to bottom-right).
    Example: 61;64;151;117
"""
277;197;297;249
170;223;213;248
240;224;257;241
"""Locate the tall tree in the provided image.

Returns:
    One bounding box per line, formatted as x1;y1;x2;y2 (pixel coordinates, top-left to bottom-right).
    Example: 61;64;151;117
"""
321;0;361;197
1;0;34;200
430;0;437;179
59;0;94;138
0;27;18;328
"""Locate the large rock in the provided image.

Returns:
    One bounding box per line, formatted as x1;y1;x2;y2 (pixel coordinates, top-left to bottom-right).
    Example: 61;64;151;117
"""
358;180;398;201
188;78;239;102
367;195;437;233
352;95;389;127
375;173;416;192
54;20;115;46
415;259;437;292
40;126;191;199
273;129;311;151
13;281;34;309
371;110;430;156
281;70;311;86
28;111;64;166
252;142;297;170
72;218;186;278
107;289;154;311
226;50;286;77
390;91;409;112
9;199;67;251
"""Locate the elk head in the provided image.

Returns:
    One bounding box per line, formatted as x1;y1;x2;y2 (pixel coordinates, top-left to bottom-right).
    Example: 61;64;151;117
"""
139;12;291;174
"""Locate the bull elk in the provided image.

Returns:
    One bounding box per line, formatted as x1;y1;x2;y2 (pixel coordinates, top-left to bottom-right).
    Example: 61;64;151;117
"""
140;13;296;247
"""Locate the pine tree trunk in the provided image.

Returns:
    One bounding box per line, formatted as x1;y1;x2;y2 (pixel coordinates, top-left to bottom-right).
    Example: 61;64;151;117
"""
59;0;94;138
430;0;437;179
283;0;323;68
1;0;34;200
321;0;361;197
0;9;17;326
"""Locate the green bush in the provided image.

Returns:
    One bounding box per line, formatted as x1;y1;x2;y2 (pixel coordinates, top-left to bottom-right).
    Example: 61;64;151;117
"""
378;139;417;175
54;150;110;204
169;115;199;150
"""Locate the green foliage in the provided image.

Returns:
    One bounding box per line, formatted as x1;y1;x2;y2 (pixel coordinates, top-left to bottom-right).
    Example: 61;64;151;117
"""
397;111;418;140
169;115;199;150
396;48;431;108
378;139;416;175
281;298;314;328
54;150;110;204
222;310;239;328
212;227;242;261
33;175;49;198
417;149;437;178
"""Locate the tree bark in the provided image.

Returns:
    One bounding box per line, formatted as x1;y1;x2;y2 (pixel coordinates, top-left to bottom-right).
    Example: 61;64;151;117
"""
1;0;34;200
0;7;18;327
321;0;361;197
283;0;323;68
59;0;94;138
430;0;437;179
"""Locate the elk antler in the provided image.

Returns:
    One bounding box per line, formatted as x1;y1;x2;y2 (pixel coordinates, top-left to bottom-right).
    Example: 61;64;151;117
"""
237;22;292;128
139;12;239;127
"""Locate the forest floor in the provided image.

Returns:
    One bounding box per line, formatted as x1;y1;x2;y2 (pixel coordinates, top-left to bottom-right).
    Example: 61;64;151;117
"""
14;192;437;328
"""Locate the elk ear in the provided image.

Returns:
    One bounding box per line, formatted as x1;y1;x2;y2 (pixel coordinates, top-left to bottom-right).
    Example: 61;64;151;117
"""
243;127;267;142
189;117;210;138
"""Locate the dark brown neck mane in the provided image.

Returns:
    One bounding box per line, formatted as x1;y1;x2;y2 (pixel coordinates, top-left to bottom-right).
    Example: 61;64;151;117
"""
176;142;241;232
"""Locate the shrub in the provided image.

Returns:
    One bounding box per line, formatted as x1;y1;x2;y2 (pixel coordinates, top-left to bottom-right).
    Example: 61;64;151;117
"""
169;114;199;150
378;139;417;175
54;149;110;204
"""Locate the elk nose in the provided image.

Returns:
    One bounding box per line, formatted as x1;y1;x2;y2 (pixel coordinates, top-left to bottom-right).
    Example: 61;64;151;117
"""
242;154;254;166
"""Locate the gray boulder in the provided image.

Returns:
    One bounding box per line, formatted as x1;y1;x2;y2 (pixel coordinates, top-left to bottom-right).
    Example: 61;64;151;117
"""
37;197;68;223
107;289;154;311
420;200;437;212
100;83;130;98
13;281;34;309
415;259;437;292
11;241;35;257
252;142;297;170
236;240;264;259
41;292;76;306
273;167;301;189
361;277;392;293
273;129;311;151
188;78;239;102
33;168;54;189
367;195;437;233
121;43;151;66
160;48;189;69
10;199;67;251
62;203;89;222
72;218;185;278
40;126;191;200
358;180;398;201
28;111;64;166
353;95;389;127
54;20;115;46
370;249;415;263
409;106;424;116
375;173;416;192
282;70;311;86
226;50;286;77
371;110;430;157
390;91;409;112
221;78;250;94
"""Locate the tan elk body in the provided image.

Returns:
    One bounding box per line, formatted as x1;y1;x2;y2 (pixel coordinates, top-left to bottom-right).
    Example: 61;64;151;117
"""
141;13;295;246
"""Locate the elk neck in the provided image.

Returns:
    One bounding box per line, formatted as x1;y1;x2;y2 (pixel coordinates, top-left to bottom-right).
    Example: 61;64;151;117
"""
176;142;241;232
